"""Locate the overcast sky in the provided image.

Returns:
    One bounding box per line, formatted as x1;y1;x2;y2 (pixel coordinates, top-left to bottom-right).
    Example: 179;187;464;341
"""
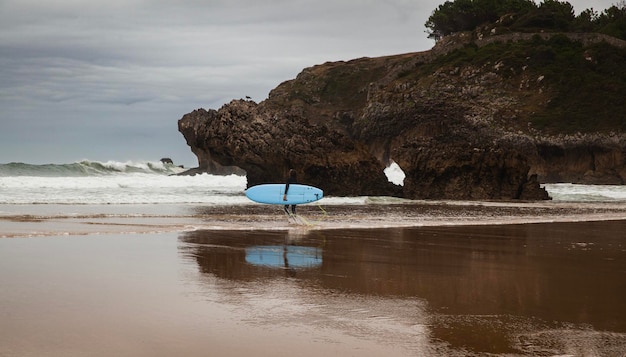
0;0;616;166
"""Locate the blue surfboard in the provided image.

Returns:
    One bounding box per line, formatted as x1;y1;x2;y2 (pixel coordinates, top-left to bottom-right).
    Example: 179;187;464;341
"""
245;184;323;205
245;245;322;268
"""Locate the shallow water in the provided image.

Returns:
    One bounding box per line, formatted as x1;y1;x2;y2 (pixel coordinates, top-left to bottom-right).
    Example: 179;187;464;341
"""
3;199;626;238
1;220;625;356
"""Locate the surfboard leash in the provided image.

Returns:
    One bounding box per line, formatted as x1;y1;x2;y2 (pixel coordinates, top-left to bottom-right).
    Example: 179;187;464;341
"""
317;202;327;219
293;203;327;226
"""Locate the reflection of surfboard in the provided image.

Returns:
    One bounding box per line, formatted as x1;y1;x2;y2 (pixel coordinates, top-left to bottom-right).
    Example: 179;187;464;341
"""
246;184;323;205
245;246;322;268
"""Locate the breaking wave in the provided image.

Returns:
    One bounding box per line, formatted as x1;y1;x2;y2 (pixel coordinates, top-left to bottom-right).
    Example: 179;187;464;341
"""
1;160;626;205
0;160;185;177
543;183;626;202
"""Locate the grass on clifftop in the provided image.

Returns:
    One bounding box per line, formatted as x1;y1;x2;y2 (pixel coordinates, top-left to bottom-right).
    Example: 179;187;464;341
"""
423;34;626;134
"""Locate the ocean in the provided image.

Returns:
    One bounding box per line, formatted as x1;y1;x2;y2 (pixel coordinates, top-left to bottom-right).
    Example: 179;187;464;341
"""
1;159;626;205
2;160;626;356
2;159;626;237
0;160;246;205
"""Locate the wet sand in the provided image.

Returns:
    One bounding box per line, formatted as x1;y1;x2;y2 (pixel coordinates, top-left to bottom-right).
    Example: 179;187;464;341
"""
1;203;626;356
3;199;626;236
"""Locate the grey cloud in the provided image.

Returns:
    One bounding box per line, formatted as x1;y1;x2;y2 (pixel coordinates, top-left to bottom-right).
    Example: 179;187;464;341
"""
0;0;617;164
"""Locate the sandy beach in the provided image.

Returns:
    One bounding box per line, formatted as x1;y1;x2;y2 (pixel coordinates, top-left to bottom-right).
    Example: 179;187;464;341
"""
1;202;626;356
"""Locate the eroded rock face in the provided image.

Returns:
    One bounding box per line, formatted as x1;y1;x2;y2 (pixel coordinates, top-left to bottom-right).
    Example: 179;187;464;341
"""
178;32;626;200
532;138;626;185
178;102;400;197
177;95;547;200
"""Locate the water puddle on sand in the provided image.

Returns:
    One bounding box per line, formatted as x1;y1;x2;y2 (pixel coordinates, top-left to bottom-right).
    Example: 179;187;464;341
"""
1;214;626;356
178;221;626;356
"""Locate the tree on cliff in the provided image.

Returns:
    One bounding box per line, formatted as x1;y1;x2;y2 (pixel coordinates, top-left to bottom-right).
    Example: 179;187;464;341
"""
426;0;626;41
511;0;574;31
592;1;626;40
425;0;537;40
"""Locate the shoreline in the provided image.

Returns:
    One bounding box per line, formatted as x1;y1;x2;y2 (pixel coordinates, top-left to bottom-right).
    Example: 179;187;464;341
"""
2;200;626;238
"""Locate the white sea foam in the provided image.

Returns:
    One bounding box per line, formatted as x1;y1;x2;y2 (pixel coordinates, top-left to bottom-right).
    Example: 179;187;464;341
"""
543;183;626;202
0;173;248;204
0;160;248;205
1;160;626;205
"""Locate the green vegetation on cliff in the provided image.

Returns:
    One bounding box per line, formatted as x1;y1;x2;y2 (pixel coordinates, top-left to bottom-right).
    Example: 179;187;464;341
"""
421;34;626;133
426;0;626;41
270;1;626;137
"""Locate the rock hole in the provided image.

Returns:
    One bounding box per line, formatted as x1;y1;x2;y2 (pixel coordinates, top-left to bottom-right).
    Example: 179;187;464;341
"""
384;161;405;186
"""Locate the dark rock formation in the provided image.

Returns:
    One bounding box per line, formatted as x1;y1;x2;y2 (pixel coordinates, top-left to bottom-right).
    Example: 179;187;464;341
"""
178;31;626;200
178;103;399;196
532;136;626;185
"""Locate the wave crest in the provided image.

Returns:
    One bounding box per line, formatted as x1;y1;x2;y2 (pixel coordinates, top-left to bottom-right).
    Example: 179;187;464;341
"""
0;160;185;177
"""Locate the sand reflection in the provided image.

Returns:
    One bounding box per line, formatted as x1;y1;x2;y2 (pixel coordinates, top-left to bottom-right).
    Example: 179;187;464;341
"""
179;221;626;356
2;221;624;356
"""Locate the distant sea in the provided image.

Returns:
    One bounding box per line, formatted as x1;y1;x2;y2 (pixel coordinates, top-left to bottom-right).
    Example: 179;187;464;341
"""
0;160;246;205
1;160;625;205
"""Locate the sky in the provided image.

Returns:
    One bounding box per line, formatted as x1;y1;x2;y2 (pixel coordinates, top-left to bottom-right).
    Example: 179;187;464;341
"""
0;0;617;167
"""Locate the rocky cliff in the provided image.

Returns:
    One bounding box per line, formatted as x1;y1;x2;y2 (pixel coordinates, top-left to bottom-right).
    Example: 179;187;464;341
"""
178;31;626;200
